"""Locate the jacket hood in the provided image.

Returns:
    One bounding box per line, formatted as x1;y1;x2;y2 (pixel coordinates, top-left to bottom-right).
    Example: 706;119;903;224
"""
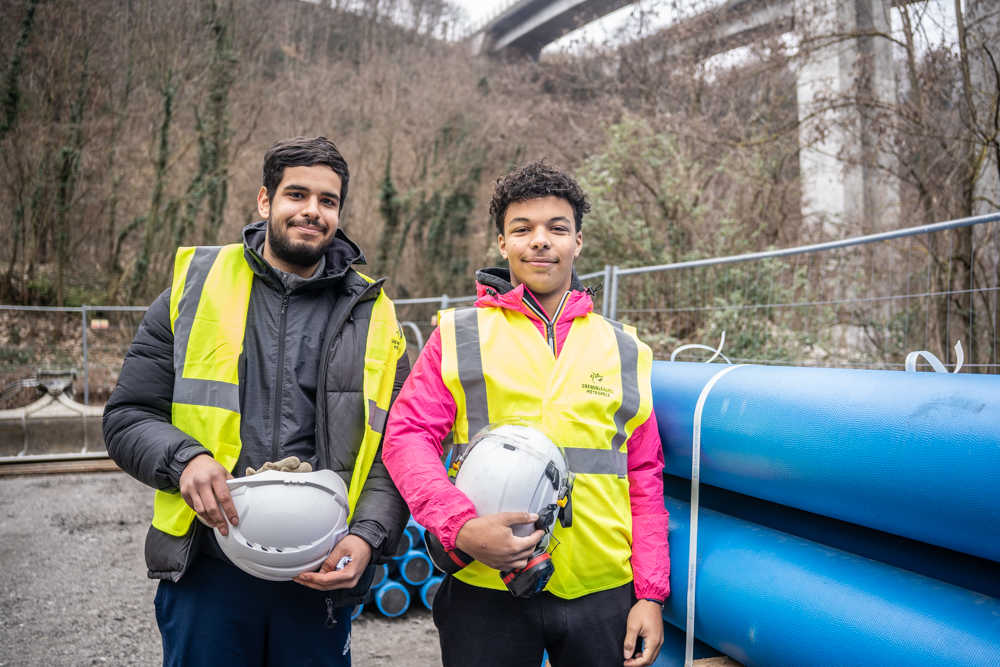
474;266;594;321
241;220;367;287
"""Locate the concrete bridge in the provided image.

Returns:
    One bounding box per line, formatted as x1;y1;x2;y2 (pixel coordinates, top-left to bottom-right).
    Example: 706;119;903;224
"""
469;0;1000;234
467;0;634;58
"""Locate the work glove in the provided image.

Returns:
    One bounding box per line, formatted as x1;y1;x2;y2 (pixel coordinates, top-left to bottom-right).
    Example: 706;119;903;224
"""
245;455;313;476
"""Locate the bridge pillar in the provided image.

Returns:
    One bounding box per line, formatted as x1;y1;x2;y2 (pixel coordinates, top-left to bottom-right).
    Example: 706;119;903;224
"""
794;0;898;236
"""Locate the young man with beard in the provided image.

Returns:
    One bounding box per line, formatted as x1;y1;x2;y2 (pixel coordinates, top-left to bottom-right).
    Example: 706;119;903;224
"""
104;136;410;666
382;161;670;667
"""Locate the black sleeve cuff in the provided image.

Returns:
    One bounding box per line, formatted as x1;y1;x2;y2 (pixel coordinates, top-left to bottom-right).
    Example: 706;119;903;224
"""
349;519;388;561
165;443;213;490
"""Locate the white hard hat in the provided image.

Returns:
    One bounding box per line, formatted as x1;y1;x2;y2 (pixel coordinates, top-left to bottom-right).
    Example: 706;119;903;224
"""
454;423;571;540
213;469;350;581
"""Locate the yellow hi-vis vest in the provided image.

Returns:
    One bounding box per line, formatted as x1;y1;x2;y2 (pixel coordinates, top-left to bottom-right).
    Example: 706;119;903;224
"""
152;243;404;537
439;305;653;599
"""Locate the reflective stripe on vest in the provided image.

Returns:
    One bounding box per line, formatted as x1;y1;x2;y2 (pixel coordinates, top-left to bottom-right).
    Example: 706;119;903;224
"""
152;246;405;537
348;271;407;522
154;245;250;536
439;306;653;599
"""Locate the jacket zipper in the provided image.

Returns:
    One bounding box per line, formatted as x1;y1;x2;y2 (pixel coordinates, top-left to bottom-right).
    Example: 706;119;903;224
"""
520;291;569;356
271;293;289;461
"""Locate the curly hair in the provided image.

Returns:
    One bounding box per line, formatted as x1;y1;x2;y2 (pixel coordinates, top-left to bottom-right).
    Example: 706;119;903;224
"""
489;160;591;235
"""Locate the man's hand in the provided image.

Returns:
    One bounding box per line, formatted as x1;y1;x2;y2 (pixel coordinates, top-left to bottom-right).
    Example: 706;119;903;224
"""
179;453;238;536
623;599;664;666
454;512;545;571
295;534;373;591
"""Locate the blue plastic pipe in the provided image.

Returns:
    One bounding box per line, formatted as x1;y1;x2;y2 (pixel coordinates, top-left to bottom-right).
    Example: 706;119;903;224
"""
662;474;1000;598
406;518;426;548
664;495;1000;666
388;526;414;559
370;562;390;590
374;579;411;618
652;622;721;667
420;575;443;611
398;549;433;586
652;361;1000;561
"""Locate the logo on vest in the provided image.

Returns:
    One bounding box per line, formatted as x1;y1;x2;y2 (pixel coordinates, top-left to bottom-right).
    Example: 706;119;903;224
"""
581;371;612;398
391;325;404;354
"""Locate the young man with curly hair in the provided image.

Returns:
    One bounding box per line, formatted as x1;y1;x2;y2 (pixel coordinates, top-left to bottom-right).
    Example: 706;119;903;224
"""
382;160;670;667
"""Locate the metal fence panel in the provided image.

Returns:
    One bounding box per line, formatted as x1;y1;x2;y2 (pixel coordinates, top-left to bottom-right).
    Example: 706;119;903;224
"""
612;215;999;372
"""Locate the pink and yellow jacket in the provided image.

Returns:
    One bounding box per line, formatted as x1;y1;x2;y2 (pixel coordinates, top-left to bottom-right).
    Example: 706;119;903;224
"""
382;270;670;602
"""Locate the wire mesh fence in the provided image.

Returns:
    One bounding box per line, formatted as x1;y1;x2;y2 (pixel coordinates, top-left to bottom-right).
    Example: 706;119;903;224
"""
0;212;996;413
604;213;999;372
0;306;146;410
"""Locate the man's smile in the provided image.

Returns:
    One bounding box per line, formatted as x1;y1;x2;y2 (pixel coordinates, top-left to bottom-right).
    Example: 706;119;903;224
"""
290;221;326;236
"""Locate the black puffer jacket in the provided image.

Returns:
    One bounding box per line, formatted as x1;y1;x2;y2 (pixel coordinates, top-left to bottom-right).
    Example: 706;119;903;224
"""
103;221;410;591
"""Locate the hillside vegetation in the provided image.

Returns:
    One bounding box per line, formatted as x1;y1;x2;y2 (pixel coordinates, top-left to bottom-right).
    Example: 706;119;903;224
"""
1;0;997;369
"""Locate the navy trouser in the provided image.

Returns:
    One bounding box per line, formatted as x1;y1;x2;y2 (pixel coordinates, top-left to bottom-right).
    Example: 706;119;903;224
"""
432;575;635;667
154;556;352;667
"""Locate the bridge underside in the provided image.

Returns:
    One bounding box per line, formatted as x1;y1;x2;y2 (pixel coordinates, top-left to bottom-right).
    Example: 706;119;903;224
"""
478;0;634;58
472;0;998;232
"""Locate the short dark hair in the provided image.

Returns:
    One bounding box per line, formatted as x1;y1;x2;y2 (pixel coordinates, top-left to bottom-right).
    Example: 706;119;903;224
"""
489;160;591;235
262;136;350;204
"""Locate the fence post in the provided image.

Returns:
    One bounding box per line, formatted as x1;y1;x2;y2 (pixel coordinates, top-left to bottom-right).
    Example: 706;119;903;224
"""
401;321;425;351
602;264;612;315
440;295;450;312
608;266;619;321
81;306;89;405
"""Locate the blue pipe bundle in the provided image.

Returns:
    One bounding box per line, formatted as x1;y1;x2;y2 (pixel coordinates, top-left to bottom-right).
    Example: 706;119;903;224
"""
661;474;1000;598
355;519;442;620
663;496;1000;665
651;360;1000;664
653;361;1000;560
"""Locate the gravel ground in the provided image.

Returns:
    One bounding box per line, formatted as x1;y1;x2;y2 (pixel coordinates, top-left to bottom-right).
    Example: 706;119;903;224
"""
0;471;441;667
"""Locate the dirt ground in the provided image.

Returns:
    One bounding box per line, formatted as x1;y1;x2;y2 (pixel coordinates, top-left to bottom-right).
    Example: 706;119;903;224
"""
0;471;441;667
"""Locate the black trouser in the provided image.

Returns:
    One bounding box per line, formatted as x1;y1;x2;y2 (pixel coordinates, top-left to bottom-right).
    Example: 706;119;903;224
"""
432;575;634;667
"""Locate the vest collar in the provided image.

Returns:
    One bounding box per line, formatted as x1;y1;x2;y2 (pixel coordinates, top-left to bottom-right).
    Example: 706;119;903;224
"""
474;267;594;323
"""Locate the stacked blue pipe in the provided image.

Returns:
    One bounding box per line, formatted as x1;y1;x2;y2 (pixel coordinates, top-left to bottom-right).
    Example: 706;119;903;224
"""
651;360;1000;664
398;549;434;587
419;575;443;611
374;579;411;618
357;518;441;619
387;526;414;559
370;562;389;590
